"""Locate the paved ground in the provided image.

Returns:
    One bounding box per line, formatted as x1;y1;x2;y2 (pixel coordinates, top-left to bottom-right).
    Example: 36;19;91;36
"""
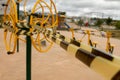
0;29;106;80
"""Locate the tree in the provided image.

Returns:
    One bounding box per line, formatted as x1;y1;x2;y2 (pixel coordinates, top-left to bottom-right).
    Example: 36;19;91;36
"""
115;21;120;29
106;17;112;25
77;19;83;26
71;18;75;23
95;19;104;27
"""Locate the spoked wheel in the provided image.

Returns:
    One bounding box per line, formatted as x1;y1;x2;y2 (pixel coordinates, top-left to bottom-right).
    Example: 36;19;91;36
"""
49;0;58;28
3;0;18;54
31;30;53;53
30;0;54;27
4;28;17;54
30;0;58;53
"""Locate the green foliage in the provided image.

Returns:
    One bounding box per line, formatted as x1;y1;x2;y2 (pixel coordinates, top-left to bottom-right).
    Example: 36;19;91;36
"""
106;17;112;25
95;19;104;27
115;21;120;29
71;18;75;23
77;19;83;26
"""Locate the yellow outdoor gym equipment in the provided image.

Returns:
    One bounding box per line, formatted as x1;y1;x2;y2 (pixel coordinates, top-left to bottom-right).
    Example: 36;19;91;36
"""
106;31;114;53
3;0;58;54
86;30;97;47
2;0;120;80
79;30;97;47
3;0;18;54
30;0;58;52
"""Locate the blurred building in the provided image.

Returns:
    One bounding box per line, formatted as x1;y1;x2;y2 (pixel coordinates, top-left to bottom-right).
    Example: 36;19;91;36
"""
58;11;66;28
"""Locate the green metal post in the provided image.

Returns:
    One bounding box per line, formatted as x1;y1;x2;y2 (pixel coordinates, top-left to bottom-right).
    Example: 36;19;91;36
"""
26;15;31;80
26;36;31;80
16;1;19;52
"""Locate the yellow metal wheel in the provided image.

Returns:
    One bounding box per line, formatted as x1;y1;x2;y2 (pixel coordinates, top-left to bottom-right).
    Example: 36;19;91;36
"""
31;31;53;53
30;0;58;28
3;0;18;54
30;0;58;53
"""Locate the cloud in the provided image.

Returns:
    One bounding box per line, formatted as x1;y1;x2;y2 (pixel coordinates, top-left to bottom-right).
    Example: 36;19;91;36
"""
55;0;120;19
0;0;120;19
105;0;120;2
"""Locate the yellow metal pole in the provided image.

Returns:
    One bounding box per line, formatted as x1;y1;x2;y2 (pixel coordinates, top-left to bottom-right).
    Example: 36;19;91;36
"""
106;32;111;52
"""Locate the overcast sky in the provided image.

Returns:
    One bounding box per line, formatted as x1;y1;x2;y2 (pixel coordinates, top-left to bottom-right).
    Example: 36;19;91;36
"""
21;0;120;19
1;0;120;19
55;0;120;18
